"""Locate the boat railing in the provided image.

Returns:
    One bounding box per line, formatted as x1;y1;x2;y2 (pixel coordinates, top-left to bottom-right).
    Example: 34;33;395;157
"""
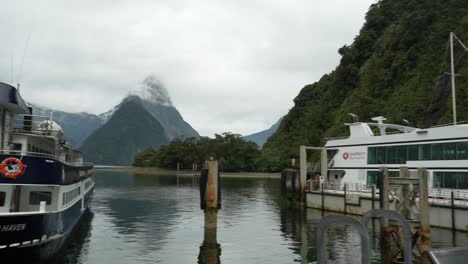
12;115;62;138
318;181;374;193
429;120;468;128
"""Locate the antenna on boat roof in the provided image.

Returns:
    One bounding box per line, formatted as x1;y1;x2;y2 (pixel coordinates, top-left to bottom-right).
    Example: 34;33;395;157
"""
17;83;20;92
449;32;468;125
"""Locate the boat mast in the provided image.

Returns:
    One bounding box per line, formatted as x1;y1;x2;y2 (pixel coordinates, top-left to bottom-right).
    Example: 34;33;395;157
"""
450;32;468;125
450;32;457;125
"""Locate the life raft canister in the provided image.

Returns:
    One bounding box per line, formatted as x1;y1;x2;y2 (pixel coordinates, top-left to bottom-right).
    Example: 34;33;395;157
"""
0;157;25;178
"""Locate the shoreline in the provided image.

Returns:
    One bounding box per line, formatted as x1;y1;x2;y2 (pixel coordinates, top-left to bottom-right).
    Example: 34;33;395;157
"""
94;166;280;179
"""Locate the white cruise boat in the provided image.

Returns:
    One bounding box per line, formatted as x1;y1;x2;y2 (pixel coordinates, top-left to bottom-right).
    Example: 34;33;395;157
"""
325;116;468;197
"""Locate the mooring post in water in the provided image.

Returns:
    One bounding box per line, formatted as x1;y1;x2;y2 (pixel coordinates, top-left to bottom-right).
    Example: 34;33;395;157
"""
399;167;411;218
206;160;219;209
198;159;221;264
418;168;430;254
299;145;307;204
378;167;390;226
378;167;391;263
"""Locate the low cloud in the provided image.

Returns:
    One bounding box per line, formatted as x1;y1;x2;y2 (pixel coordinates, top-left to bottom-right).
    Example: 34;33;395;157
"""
0;0;374;136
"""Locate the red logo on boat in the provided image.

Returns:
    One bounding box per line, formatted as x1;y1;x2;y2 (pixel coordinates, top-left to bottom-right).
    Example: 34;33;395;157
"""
342;152;349;160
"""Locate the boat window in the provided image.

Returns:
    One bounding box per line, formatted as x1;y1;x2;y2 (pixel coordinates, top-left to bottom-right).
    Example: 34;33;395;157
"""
29;191;52;205
368;141;468;164
367;147;376;164
0;192;5;206
407;145;418;160
443;143;456;160
459;173;468;189
12;143;22;151
367;171;378;185
419;144;430;160
430;144;442;160
456;142;468;160
433;172;468;189
376;147;386;164
397;146;407;164
387;146;397;164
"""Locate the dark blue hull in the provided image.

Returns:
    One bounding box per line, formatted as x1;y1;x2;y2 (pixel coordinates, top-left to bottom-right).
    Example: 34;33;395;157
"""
0;154;93;185
0;187;94;260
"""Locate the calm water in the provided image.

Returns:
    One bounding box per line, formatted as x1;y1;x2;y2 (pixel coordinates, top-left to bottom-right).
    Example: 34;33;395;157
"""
46;171;468;264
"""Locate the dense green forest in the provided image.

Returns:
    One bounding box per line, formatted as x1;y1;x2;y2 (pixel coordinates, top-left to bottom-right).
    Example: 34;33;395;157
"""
133;133;264;172
262;0;468;169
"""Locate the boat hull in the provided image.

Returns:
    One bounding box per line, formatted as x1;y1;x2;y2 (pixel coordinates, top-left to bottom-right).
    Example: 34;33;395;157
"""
0;186;94;260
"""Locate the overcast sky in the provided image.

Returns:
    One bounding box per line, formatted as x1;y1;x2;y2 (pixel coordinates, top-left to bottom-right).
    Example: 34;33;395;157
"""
0;0;375;137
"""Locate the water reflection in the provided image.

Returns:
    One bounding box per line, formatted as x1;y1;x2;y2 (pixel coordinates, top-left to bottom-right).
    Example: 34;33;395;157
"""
48;210;94;264
44;172;468;264
198;210;222;264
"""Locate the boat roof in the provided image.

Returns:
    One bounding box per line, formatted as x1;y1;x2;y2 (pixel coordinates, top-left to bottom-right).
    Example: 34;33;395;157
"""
326;116;468;148
0;82;31;115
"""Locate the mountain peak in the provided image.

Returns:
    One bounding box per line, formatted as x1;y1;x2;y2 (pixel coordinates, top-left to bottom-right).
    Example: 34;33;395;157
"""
130;75;173;107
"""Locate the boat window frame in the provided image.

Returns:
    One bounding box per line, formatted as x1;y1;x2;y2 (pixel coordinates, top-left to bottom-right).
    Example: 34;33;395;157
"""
0;192;5;207
29;191;52;205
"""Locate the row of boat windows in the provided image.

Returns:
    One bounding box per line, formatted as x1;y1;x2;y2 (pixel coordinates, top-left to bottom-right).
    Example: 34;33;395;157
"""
0;191;50;207
367;142;468;164
63;187;81;206
12;143;53;155
366;171;468;189
0;188;87;208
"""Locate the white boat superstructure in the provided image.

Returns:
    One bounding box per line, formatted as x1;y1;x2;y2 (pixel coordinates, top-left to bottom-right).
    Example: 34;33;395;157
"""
325;117;468;197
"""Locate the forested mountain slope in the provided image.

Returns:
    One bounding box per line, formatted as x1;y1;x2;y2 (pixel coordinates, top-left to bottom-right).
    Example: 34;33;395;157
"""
263;0;468;169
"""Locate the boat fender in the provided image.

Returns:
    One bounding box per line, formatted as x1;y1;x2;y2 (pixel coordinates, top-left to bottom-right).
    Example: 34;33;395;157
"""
0;157;25;178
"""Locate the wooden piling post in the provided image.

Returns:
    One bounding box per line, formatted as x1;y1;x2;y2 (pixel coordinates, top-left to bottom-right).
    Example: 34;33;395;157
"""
299;146;307;204
206;160;219;210
379;167;389;227
371;185;375;210
399;167;411;218
451;191;456;232
320;148;328;183
343;183;347;215
378;167;391;264
418;168;430;254
321;183;324;211
198;159;221;264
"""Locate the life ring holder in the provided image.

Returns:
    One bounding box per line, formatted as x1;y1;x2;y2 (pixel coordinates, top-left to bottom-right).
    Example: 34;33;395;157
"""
0;157;25;178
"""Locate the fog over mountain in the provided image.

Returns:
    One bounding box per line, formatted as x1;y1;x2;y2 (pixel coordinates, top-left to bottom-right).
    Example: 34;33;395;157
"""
130;75;173;107
31;76;198;149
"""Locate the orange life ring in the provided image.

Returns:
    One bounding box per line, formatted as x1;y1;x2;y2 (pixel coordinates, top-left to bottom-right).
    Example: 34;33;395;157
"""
0;157;25;178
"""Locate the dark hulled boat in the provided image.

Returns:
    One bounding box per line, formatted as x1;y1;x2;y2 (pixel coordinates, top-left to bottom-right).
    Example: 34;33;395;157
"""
0;82;94;259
